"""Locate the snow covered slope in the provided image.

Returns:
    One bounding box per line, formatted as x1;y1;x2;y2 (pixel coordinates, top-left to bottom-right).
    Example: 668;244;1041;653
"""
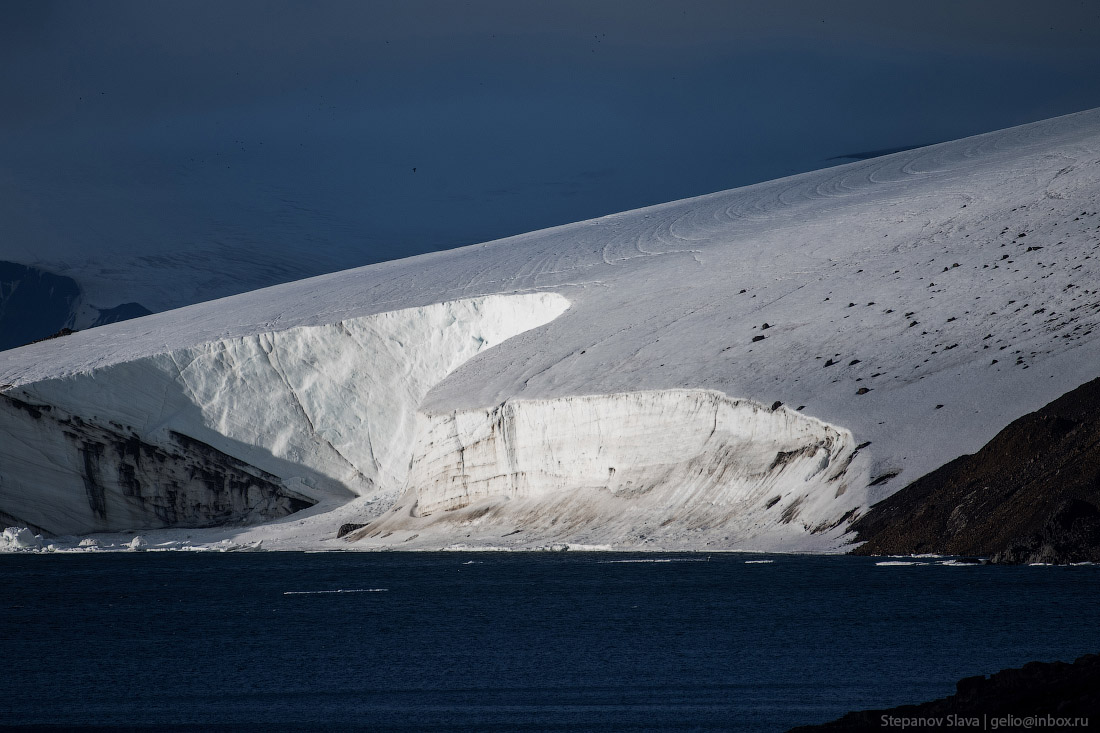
3;107;1100;551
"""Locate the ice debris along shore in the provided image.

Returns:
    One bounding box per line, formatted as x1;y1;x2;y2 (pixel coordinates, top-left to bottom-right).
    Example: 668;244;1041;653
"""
4;107;1100;551
0;527;266;553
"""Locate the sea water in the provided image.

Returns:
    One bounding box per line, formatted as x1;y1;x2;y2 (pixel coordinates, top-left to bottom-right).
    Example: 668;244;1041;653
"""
1;552;1098;732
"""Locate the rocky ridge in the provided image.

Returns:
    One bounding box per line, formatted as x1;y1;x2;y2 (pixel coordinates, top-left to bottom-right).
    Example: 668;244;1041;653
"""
788;654;1100;731
851;376;1100;563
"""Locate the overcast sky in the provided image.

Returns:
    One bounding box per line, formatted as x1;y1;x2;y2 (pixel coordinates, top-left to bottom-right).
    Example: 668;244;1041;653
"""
3;1;1100;307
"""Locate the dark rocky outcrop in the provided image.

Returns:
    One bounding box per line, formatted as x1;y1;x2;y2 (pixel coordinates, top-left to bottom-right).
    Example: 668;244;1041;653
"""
788;654;1100;731
851;375;1100;562
29;327;78;344
337;523;367;538
990;499;1100;564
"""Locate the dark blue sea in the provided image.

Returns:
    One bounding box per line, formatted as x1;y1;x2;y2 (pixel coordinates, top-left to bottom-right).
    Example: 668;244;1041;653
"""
2;552;1098;732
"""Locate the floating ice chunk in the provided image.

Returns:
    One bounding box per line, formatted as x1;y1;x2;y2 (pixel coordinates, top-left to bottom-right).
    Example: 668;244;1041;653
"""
2;527;43;550
127;536;147;551
282;589;388;595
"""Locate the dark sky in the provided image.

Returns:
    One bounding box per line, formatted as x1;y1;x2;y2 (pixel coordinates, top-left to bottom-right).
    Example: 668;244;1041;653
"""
2;1;1100;308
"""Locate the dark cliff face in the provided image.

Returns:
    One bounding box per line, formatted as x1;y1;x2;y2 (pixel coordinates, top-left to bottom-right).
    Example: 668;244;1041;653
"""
0;393;315;534
850;376;1100;563
787;654;1100;732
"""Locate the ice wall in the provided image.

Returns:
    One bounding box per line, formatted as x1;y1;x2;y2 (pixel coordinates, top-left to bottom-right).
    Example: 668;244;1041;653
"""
351;390;868;551
0;294;569;534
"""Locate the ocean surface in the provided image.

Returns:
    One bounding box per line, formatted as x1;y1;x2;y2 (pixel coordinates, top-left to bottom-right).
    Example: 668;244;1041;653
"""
2;552;1098;732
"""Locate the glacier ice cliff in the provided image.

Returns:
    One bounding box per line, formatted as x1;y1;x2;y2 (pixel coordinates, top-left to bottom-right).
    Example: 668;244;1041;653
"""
0;294;568;535
0;290;866;550
8;109;1099;550
349;390;867;551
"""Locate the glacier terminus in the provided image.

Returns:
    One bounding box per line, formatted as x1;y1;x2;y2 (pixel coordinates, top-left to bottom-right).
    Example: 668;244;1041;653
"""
4;108;1100;552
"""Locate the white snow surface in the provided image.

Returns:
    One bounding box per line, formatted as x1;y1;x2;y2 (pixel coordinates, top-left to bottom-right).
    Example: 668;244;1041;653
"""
4;107;1100;551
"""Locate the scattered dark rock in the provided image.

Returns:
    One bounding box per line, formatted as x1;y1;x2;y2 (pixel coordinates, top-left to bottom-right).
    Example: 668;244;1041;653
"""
855;387;871;395
823;359;836;367
761;322;771;330
787;654;1100;732
770;401;783;411
849;359;861;365
752;334;766;342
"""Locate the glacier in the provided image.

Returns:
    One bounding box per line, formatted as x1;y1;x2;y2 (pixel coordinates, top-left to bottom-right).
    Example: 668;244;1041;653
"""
352;390;865;551
4;107;1100;551
0;294;568;535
